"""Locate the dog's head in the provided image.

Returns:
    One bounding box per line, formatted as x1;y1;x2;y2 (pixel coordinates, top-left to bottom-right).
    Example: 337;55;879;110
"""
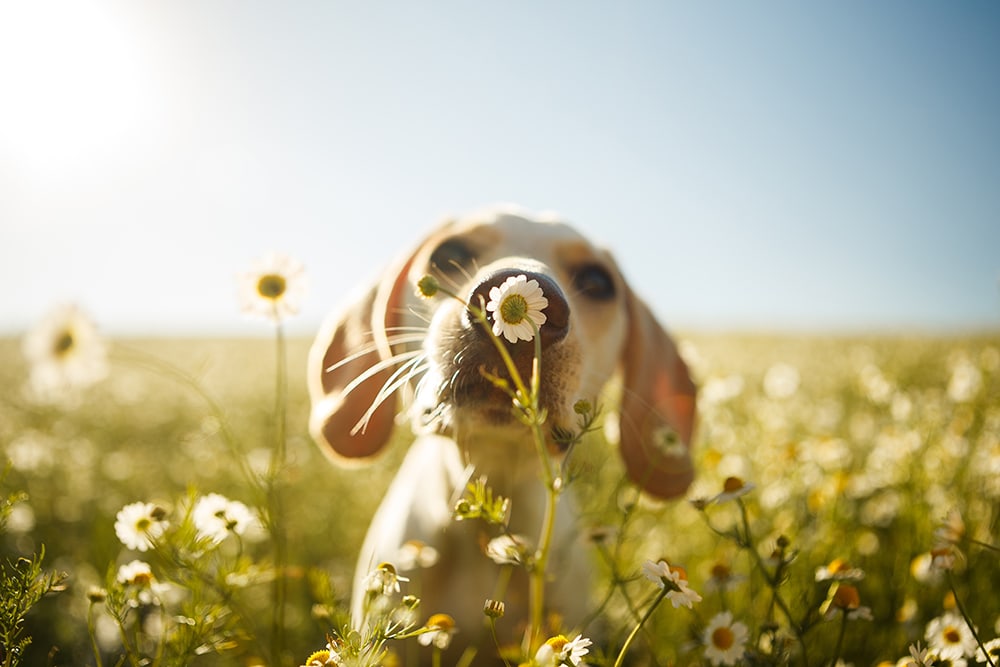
307;207;696;498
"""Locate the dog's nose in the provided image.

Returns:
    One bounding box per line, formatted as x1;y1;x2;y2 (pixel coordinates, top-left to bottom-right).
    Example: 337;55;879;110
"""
468;269;570;347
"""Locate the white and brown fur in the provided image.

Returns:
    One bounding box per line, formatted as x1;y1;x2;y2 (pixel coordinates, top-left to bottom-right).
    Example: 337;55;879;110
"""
307;206;697;661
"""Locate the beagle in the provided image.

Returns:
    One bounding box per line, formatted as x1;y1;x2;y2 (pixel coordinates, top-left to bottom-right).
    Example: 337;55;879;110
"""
307;206;696;662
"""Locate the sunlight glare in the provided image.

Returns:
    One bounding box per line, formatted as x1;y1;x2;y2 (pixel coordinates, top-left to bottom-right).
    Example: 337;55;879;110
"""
0;1;156;180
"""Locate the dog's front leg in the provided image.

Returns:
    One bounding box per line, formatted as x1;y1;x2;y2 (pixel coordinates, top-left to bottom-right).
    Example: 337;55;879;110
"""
350;434;468;624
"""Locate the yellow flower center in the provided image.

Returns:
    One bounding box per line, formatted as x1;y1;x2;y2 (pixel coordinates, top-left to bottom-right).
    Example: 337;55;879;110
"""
832;584;860;609
53;330;75;357
131;571;154;587
304;649;331;665
723;476;745;493
944;626;961;644
545;635;568;653
712;626;735;649
828;558;848;573
427;613;455;631
257;273;287;299
499;294;529;324
710;563;731;580
135;517;151;532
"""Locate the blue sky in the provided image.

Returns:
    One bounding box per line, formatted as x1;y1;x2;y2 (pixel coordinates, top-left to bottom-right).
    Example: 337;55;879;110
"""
1;1;998;336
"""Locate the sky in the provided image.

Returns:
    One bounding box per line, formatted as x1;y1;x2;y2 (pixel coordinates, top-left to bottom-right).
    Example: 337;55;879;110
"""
1;1;998;337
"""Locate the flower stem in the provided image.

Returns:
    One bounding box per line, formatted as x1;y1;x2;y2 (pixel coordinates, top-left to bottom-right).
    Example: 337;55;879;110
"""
268;322;289;665
948;571;996;667
613;588;667;667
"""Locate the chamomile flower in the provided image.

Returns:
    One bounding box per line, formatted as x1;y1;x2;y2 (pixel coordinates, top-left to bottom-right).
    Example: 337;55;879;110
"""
114;502;169;552
485;534;531;565
363;562;409;597
712;476;755;504
642;559;703;608
396;539;440;570
815;558;866;582
702;611;749;666
975;638;1000;664
417;613;457;650
22;303;108;402
192;493;257;544
484;274;548;343
925;611;978;659
238;252;308;323
534;634;592;666
116;560;168;606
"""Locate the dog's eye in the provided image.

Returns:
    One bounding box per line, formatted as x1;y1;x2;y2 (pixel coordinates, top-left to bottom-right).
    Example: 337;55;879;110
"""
573;264;616;300
429;239;476;273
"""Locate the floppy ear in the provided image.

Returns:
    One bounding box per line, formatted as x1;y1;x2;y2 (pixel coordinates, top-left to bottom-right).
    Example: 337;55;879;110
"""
307;252;416;463
618;286;697;498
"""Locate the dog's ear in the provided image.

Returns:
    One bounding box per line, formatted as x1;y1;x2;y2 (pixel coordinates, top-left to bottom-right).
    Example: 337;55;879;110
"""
618;286;697;499
307;251;416;463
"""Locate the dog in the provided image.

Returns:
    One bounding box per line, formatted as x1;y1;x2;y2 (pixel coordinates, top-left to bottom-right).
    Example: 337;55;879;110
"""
307;206;697;662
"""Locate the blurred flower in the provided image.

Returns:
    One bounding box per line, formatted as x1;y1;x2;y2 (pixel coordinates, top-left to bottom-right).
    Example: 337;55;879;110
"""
705;561;746;592
947;355;981;403
642;559;702;608
116;560;168;606
192;493;257;544
364;562;408;597
975;638;1000;665
485;534;531;566
114;502;168;552
396;539;440;570
930;545;959;572
925;611;977;659
534;634;591;666
934;509;965;546
485;274;548;343
713;477;755;504
702;611;749;666
815;558;865;583
763;362;800;399
238;252;308;323
417;613;457;650
822;584;873;621
22;303;108;402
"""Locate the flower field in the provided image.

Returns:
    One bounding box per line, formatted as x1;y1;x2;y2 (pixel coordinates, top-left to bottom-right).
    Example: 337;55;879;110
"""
1;326;998;666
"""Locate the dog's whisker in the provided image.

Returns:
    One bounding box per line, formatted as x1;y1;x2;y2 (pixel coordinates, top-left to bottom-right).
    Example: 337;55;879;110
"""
324;335;426;374
352;356;429;435
338;350;424;398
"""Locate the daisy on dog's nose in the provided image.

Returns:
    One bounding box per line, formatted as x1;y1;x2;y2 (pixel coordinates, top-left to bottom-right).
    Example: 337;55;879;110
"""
485;274;548;343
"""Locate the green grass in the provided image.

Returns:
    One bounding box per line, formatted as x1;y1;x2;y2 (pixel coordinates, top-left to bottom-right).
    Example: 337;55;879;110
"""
1;332;998;666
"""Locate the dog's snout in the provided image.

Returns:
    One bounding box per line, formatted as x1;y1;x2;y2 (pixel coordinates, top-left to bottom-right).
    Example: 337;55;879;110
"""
468;269;569;346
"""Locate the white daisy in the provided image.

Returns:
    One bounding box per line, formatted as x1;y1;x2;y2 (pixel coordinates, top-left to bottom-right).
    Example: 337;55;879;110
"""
484;274;548;343
396;539;440;570
642;559;703;608
114;502;169;552
363;562;409;597
192;493;257;544
534;634;591;666
22;303;108;402
417;613;457;650
975;638;1000;664
925;611;978;659
116;560;168;606
703;611;749;666
238;252;308;323
485;534;530;566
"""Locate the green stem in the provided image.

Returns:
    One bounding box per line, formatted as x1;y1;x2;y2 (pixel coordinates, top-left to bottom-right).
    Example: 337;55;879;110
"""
613;588;667;667
269;322;289;665
829;611;847;667
87;602;104;667
948;571;995;667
